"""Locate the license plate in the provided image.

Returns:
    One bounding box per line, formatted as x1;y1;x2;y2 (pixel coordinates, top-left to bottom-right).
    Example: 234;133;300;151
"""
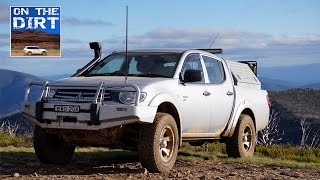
54;105;80;113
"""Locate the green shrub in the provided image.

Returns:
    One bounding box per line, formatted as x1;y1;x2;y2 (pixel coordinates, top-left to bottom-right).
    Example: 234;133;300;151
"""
0;132;33;147
256;145;320;163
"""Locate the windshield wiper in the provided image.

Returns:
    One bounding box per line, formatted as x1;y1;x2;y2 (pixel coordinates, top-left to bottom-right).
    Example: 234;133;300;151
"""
85;72;125;77
134;74;170;78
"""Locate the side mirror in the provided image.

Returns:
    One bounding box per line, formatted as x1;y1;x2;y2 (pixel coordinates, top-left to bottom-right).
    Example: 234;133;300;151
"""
183;69;202;83
89;42;102;58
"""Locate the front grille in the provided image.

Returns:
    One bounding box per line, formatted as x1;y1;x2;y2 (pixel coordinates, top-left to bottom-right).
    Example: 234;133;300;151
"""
44;89;114;103
54;89;96;102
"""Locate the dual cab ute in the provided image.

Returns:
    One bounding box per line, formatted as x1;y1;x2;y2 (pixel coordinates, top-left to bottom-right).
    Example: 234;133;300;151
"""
23;42;270;173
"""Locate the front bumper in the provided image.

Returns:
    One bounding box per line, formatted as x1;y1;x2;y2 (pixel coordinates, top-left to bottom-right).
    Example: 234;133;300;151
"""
23;82;157;130
23;101;157;130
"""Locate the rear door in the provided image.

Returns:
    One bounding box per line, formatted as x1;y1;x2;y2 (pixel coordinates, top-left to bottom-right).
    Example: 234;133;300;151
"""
201;55;235;133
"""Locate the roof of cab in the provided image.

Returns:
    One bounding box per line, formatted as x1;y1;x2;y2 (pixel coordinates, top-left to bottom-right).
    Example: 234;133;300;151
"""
112;48;188;54
110;48;223;60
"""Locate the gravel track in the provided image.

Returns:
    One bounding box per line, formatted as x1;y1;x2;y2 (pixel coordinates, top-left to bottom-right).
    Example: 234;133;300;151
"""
1;158;319;179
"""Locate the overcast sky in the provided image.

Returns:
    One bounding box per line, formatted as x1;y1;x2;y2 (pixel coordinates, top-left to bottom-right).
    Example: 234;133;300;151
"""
0;0;319;76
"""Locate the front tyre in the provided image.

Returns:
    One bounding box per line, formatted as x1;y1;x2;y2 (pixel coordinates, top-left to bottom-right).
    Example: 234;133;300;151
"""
139;113;179;173
226;114;256;158
34;126;75;164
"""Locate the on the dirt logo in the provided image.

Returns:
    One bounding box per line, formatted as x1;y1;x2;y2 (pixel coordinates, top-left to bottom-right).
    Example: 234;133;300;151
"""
10;6;61;57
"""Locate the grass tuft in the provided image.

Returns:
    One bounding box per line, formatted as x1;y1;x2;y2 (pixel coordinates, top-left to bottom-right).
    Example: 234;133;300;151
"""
0;132;33;147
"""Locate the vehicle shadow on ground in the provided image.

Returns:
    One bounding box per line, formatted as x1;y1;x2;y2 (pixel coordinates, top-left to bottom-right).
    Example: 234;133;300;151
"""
0;150;148;176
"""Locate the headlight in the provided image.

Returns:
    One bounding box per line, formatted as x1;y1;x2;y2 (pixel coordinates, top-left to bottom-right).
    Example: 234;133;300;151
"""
119;91;136;104
119;91;147;104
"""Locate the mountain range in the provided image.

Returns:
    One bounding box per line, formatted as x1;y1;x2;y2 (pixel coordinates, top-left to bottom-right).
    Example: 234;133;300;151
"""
259;63;320;90
0;69;45;116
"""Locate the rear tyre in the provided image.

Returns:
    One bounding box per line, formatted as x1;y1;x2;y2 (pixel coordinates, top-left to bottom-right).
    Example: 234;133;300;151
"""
34;126;75;164
226;114;256;158
139;113;179;173
27;51;32;56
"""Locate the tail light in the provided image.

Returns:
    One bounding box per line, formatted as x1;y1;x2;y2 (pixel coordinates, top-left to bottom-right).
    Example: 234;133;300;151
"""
266;95;271;107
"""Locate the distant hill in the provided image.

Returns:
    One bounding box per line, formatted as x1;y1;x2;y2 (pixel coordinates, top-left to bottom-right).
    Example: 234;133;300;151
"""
268;88;320;145
0;69;45;115
259;77;298;91
260;63;320;85
259;76;320;91
0;112;33;135
42;74;71;81
301;82;320;89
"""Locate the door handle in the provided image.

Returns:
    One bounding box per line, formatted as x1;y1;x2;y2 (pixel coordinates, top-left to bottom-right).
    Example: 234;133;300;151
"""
227;91;233;96
203;91;211;96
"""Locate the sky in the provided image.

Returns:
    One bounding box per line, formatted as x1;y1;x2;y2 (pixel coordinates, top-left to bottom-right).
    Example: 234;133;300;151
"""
0;0;319;76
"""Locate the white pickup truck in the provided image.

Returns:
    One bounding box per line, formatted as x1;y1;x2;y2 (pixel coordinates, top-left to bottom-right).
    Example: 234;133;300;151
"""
23;42;270;173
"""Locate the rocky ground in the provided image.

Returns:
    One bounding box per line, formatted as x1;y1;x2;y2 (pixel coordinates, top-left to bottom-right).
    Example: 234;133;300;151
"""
1;158;319;180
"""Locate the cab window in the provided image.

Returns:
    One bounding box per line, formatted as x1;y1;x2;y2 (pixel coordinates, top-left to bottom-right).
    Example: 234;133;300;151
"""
182;54;204;83
202;56;225;84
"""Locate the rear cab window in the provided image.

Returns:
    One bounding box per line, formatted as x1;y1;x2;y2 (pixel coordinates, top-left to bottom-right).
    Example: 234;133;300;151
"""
202;55;226;84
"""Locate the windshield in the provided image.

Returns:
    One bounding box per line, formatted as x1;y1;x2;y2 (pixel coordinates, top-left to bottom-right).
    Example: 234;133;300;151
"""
83;52;182;78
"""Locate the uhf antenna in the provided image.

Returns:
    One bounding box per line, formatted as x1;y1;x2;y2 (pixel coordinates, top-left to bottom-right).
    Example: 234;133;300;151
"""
124;6;129;83
208;33;219;49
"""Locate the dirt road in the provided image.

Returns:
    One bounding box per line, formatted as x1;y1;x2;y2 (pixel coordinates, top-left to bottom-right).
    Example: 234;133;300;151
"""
1;157;319;179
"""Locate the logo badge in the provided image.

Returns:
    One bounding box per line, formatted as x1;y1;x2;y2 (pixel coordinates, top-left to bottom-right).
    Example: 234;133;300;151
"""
76;92;83;99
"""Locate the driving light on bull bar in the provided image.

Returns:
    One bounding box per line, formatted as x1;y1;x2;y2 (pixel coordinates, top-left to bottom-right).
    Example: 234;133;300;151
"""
47;89;56;98
119;91;147;104
119;91;136;104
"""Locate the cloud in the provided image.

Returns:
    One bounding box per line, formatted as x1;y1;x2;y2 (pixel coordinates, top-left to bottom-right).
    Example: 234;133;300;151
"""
63;17;114;26
2;27;320;77
62;38;85;44
120;28;320;66
0;4;9;24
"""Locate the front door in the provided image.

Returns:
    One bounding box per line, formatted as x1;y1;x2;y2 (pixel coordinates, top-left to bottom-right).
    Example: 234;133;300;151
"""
179;54;212;133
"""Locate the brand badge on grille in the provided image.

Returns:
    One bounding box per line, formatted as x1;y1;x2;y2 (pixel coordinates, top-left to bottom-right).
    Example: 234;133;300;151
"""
76;92;83;99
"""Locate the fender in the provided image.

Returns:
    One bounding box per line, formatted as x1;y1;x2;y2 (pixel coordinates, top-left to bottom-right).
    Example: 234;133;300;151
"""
222;99;255;137
149;92;183;146
149;93;180;112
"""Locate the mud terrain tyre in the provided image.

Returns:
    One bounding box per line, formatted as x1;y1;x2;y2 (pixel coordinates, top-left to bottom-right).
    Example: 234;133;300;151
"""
226;114;256;158
139;112;179;173
34;126;75;164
